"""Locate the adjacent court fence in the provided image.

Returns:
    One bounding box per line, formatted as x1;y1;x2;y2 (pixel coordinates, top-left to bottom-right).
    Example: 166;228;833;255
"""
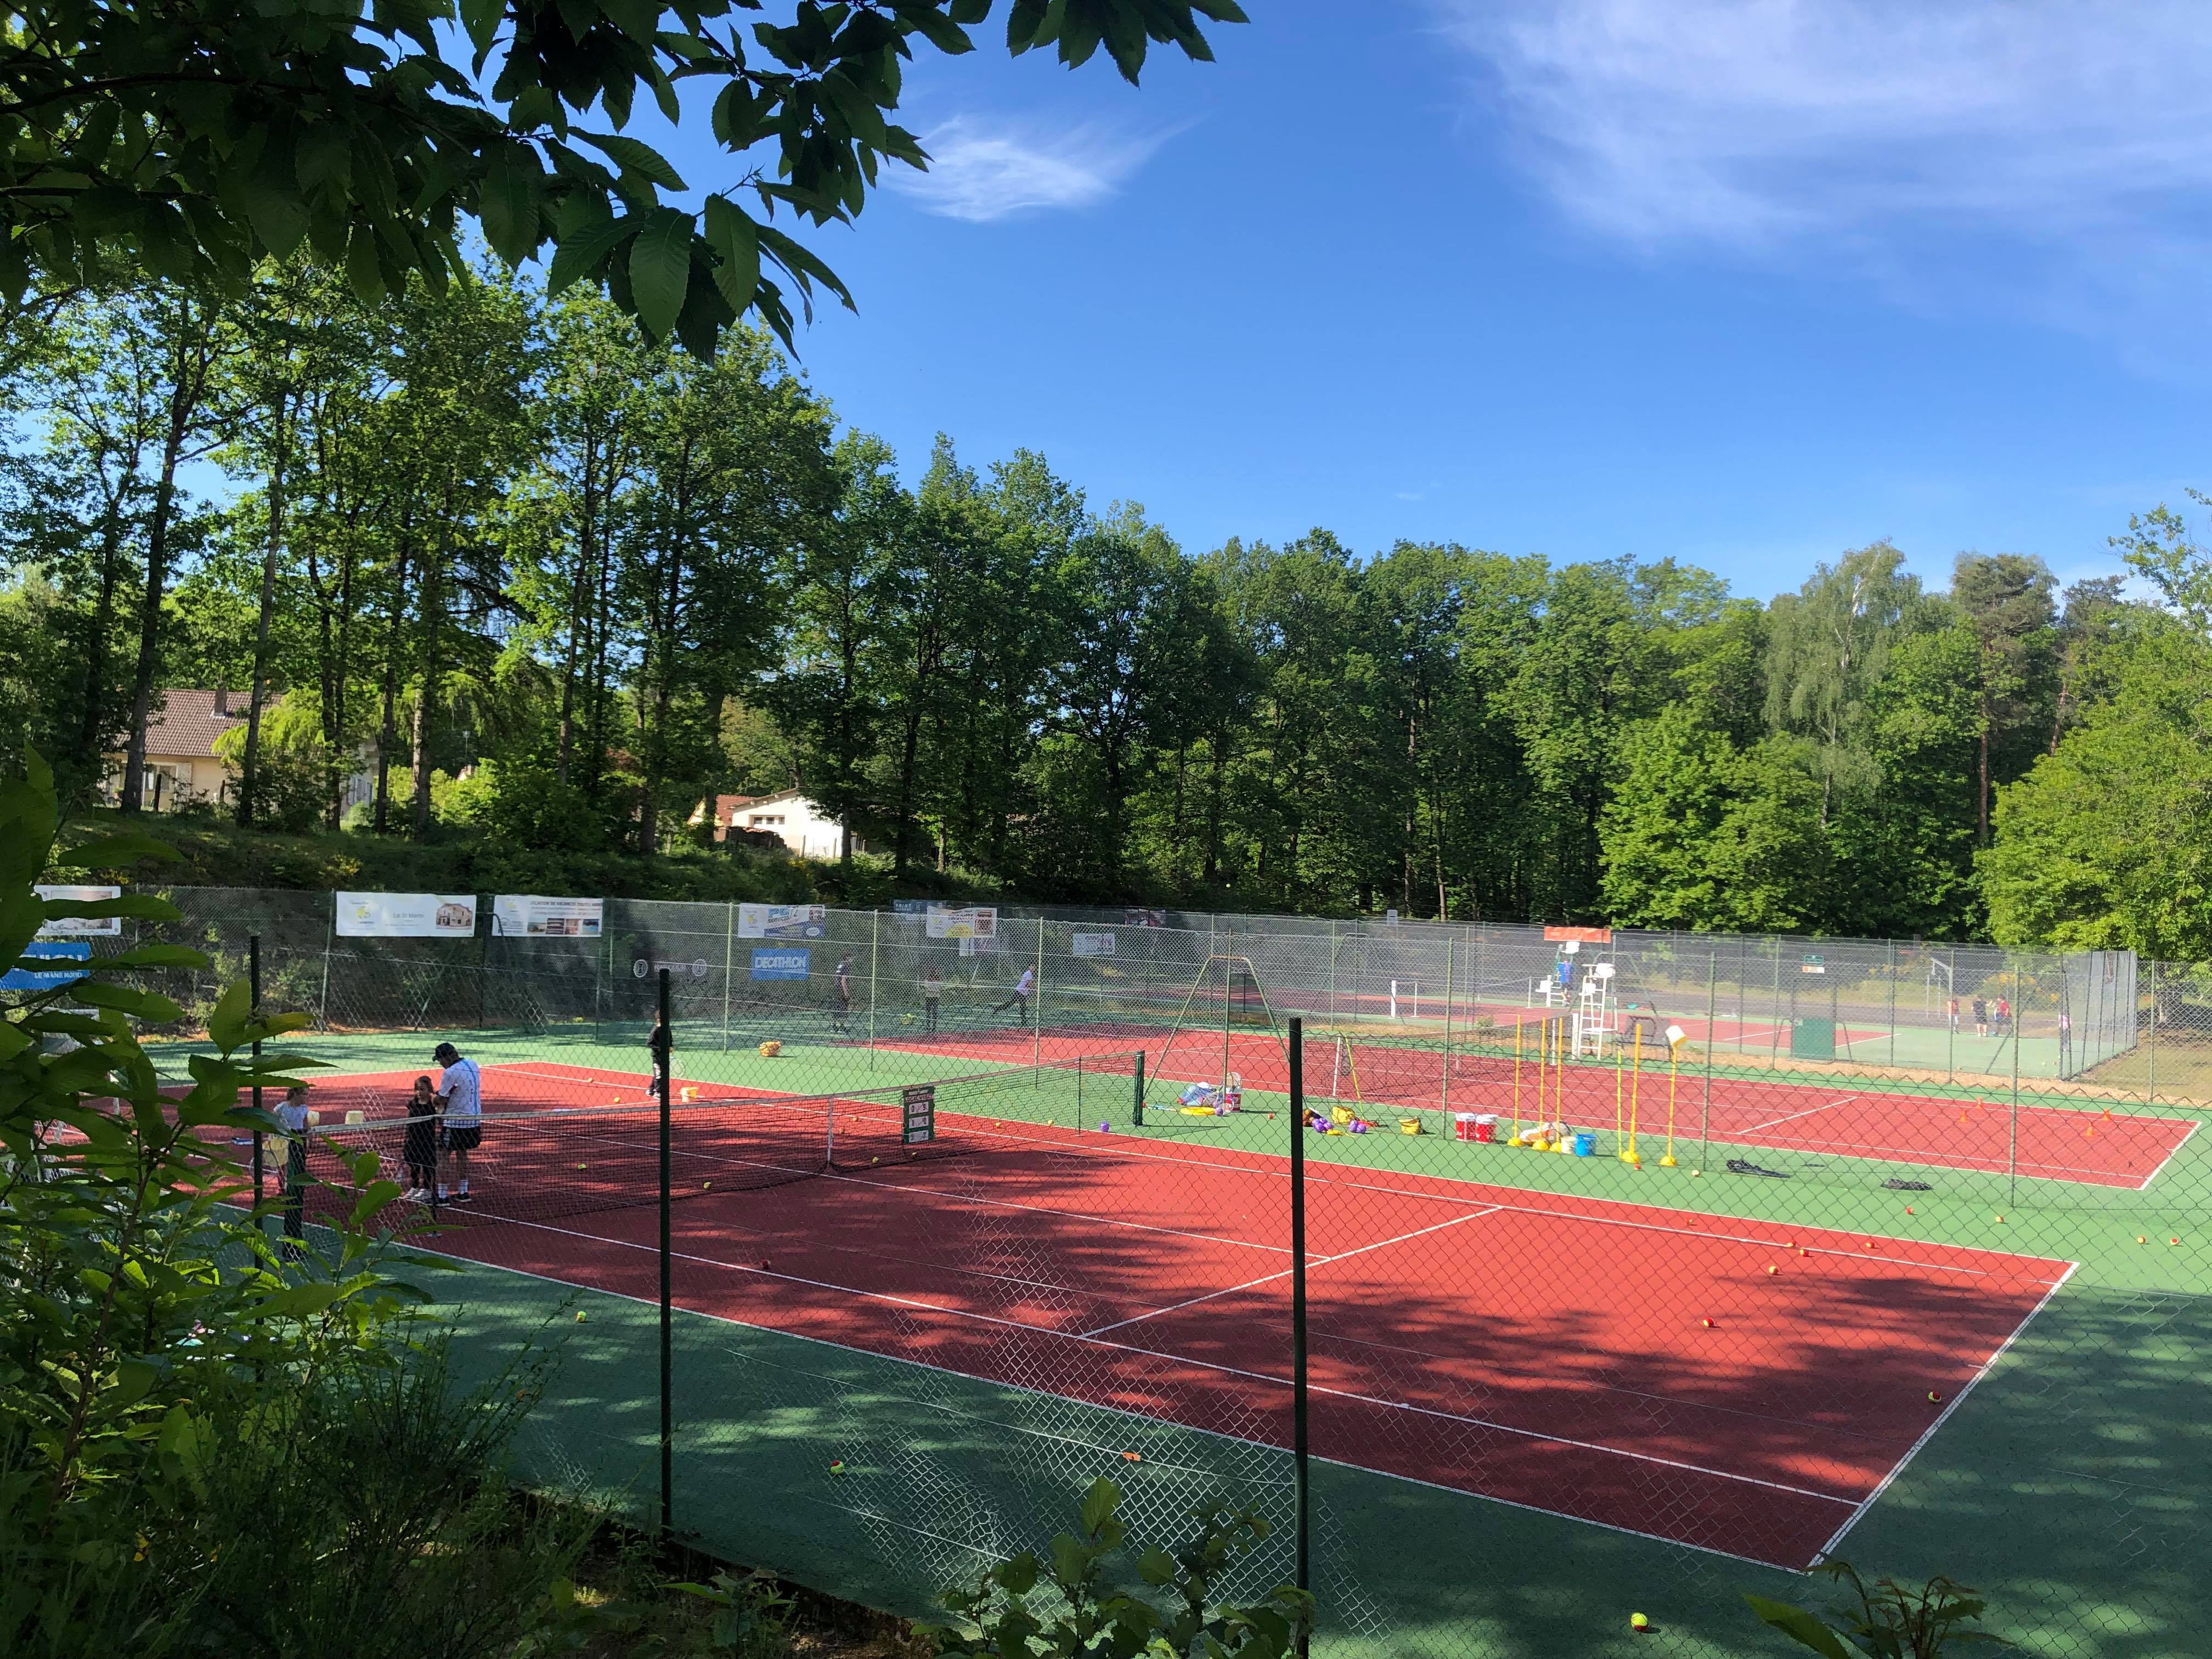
47;888;2212;1655
96;888;2182;1092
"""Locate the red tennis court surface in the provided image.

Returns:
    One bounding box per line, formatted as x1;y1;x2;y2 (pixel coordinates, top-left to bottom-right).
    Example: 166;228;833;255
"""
880;1028;2202;1189
413;1112;2072;1569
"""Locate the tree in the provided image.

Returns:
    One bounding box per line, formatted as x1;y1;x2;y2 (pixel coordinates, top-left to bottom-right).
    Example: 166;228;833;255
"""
1950;551;2055;845
0;0;1243;353
1600;702;1827;932
1982;621;2212;958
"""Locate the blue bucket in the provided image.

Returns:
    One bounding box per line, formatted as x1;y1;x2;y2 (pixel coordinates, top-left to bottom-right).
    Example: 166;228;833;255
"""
1572;1132;1596;1157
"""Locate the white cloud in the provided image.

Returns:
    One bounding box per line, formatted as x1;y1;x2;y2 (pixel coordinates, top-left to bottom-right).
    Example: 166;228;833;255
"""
1435;1;2212;251
890;117;1172;222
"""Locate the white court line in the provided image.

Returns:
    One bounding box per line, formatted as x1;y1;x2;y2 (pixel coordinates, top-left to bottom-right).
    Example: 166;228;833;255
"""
1813;1259;2080;1564
1076;1206;1503;1339
1737;1094;1859;1135
457;1205;1858;1508
433;1247;1804;1570
2140;1115;2203;1192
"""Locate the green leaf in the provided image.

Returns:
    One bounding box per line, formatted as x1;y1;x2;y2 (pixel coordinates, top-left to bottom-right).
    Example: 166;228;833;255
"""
1744;1594;1856;1659
703;195;759;312
104;944;209;970
574;132;689;192
1077;1475;1120;1536
1136;1548;1176;1586
53;832;176;868
206;979;253;1054
628;207;694;338
546;214;634;296
996;1551;1039;1596
478;145;544;266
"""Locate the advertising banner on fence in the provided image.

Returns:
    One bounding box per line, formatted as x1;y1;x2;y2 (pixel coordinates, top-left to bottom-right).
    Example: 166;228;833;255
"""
492;895;604;938
750;947;811;981
1123;907;1166;928
336;891;479;938
737;903;826;940
1071;932;1115;957
3;940;91;990
926;905;996;941
1543;925;1613;944
36;884;122;936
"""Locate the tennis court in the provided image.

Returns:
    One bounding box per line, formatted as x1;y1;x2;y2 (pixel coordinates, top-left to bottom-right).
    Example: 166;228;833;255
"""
336;1094;2073;1571
869;1026;2202;1190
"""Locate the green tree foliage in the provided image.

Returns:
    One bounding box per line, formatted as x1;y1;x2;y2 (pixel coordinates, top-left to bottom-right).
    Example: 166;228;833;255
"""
1982;621;2212;958
0;0;1243;352
1599;703;1826;932
2;252;2203;944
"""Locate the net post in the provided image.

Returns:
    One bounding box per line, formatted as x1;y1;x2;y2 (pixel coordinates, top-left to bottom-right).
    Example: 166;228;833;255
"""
2008;953;2021;1206
1288;1015;1310;1653
654;967;674;1542
250;934;264;1214
1132;1051;1146;1127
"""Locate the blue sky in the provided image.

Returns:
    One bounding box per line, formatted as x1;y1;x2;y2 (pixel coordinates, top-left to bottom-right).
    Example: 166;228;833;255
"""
671;2;2212;602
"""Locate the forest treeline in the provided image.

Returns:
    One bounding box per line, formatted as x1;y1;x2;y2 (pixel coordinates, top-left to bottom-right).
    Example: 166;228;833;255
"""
4;259;2211;957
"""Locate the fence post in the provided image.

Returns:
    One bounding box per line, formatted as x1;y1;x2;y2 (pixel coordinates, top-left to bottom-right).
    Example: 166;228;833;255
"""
1032;919;1046;1076
1287;1015;1310;1655
868;910;881;1071
1440;939;1454;1115
1946;947;1957;1082
1701;951;1717;1157
1133;1051;1146;1127
2008;954;2021;1206
721;902;735;1051
1887;940;1896;1070
654;968;673;1541
250;934;264;1212
318;907;333;1032
2146;959;2158;1108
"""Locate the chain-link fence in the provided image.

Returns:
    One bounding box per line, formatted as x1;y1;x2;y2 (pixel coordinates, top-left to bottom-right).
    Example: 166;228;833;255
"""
56;888;2212;1655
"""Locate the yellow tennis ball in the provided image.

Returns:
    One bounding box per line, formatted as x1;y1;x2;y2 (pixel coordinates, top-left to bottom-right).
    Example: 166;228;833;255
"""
1630;1612;1649;1632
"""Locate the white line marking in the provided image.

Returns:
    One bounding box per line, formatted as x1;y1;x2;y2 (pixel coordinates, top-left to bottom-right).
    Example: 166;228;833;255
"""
454;1206;1858;1506
1740;1095;1859;1133
2140;1116;2203;1191
1076;1206;1504;1339
1812;1259;2080;1564
427;1246;1836;1572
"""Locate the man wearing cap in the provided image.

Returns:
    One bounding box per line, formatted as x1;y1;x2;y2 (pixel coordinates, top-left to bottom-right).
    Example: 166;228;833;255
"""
433;1041;483;1202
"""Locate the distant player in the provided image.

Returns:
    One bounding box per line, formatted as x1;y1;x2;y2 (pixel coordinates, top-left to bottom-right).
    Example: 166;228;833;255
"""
832;955;854;1034
922;964;944;1034
401;1075;440;1202
433;1041;482;1202
1972;996;1989;1038
275;1084;314;1255
994;966;1035;1024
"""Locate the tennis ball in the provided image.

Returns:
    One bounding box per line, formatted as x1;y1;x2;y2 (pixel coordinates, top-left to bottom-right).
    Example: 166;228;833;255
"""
575;1312;586;1323
702;1181;712;1191
2138;1235;2148;1243
1700;1318;1714;1329
828;1460;846;1476
1927;1391;1942;1402
575;1163;588;1170
1765;1265;1778;1276
1630;1613;1649;1632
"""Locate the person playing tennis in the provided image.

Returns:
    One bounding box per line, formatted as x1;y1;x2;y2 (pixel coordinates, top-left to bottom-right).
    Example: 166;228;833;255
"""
433;1041;482;1203
400;1075;440;1202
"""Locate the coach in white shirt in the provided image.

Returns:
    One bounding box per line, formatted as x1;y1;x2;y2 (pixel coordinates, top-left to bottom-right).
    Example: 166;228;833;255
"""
433;1041;483;1201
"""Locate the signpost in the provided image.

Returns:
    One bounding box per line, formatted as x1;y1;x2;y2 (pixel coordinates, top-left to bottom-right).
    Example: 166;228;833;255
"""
901;1084;936;1144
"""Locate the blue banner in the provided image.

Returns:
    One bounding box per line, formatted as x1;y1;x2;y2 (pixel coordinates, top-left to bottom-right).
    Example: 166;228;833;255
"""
750;947;811;982
4;939;92;990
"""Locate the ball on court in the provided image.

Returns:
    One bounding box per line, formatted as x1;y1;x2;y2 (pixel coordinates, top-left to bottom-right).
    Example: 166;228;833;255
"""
828;1460;846;1476
702;1181;712;1191
1630;1613;1649;1632
2138;1235;2148;1244
1765;1265;1778;1276
575;1312;586;1323
1927;1391;1942;1402
575;1163;588;1170
1700;1318;1713;1329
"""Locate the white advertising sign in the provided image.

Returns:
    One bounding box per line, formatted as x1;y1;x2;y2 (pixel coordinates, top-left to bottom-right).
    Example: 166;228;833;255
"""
36;884;122;936
1071;932;1115;957
926;905;997;941
335;891;478;938
492;894;604;937
737;903;827;940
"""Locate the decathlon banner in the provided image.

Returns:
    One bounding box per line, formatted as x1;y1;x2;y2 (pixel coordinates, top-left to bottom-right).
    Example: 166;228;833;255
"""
926;906;996;941
737;903;826;940
492;895;603;938
750;947;811;981
36;884;122;936
336;891;478;937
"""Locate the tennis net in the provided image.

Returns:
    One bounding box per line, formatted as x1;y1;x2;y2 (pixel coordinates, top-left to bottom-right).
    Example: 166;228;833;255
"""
280;1052;1144;1233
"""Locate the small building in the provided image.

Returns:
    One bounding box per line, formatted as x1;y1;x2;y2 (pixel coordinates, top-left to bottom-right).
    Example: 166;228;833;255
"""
105;689;248;810
699;789;867;860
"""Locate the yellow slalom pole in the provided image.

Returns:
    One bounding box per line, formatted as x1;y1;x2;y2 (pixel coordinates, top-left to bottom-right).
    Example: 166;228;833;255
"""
1513;1017;1523;1144
1623;1028;1643;1166
1613;1029;1624;1154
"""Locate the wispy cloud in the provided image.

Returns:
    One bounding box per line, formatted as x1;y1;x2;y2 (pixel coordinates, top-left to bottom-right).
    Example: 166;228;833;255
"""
890;117;1173;222
1434;1;2212;252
